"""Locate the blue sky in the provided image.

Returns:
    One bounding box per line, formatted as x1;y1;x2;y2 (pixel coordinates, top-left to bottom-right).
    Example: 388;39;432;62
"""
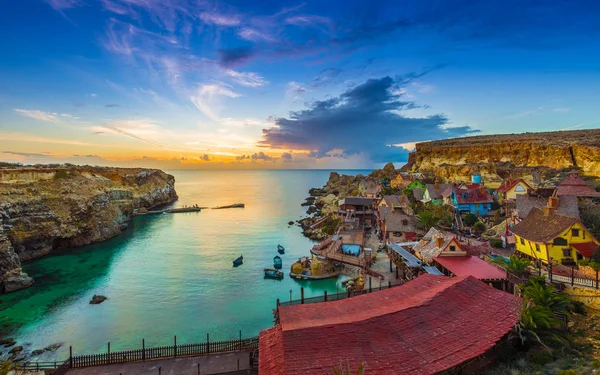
1;0;600;169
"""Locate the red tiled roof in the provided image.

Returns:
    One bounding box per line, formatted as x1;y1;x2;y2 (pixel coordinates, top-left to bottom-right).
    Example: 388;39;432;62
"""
497;179;531;194
572;242;599;258
557;174;600;197
434;256;507;280
455;187;494;204
259;275;520;375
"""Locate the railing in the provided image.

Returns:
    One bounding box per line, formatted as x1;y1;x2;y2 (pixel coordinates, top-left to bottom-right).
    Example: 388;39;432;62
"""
14;361;68;371
547;273;597;289
278;284;398;308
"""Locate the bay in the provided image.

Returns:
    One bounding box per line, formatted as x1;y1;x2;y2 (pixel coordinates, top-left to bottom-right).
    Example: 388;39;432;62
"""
0;169;370;359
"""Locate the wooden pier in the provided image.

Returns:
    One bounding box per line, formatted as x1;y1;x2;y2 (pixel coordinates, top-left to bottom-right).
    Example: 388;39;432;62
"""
135;207;202;216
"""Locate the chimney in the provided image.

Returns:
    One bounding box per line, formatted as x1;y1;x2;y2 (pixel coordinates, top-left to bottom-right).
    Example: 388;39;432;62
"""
435;236;444;248
434;177;440;189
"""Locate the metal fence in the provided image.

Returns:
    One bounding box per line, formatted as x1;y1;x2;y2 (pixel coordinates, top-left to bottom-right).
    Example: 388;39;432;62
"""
278;284;398;307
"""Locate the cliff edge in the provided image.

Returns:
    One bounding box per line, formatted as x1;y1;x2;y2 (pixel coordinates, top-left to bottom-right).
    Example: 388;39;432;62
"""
402;129;600;183
0;166;178;293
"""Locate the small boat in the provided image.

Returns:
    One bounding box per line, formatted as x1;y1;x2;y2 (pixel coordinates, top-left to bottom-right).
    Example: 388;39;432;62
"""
233;255;243;267
277;244;285;254
264;268;284;279
273;255;282;270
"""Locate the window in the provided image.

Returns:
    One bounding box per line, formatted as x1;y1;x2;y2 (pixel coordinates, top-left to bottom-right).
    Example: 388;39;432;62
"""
514;185;526;192
572;229;580;237
475;203;480;208
520;237;525;245
402;219;408;226
576;252;583;260
449;245;456;252
553;237;568;246
562;248;571;257
535;244;540;252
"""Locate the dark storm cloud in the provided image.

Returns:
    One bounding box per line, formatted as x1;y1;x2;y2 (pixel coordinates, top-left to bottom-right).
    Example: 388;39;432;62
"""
281;152;292;160
259;75;478;163
105;104;120;108
251;152;273;161
218;47;254;67
201;154;210;161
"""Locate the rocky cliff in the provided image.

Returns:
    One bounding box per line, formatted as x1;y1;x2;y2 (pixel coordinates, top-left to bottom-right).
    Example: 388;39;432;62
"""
0;166;178;293
401;129;600;183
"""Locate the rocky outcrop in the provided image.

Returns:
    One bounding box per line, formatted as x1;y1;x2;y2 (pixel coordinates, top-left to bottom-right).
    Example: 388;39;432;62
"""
90;295;107;304
0;166;178;293
402;129;600;182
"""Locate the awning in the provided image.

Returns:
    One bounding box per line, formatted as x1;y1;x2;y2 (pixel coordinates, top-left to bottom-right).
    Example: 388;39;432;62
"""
423;266;444;275
389;244;422;268
572;242;599;258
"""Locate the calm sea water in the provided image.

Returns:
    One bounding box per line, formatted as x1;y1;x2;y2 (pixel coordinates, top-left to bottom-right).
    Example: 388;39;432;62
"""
1;170;370;359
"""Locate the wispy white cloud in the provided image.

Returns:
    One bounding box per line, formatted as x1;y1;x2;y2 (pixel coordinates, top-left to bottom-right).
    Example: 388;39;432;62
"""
190;83;241;122
92;118;165;148
223;69;268;87
0;132;92;146
506;107;543;119
44;0;82;10
285;15;333;28
91;93;97;98
199;11;241;26
238;28;277;42
14;109;59;122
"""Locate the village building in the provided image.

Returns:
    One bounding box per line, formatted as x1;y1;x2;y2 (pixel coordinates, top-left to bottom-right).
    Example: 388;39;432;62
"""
432;254;508;291
259;275;520;375
413;227;468;262
358;178;381;198
510;194;599;265
423;178;452;205
378;195;417;243
338;196;376;225
496;179;533;203
557;170;600;198
451;186;494;216
516;193;579;220
390;173;412;189
412;187;425;201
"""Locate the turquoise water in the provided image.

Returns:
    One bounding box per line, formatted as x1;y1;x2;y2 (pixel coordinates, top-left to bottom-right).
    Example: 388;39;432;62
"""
0;170;369;360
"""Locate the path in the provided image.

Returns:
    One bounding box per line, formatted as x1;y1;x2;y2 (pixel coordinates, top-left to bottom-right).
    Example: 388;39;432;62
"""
66;351;253;375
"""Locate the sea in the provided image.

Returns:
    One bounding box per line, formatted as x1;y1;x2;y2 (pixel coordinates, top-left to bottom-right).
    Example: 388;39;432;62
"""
1;169;371;360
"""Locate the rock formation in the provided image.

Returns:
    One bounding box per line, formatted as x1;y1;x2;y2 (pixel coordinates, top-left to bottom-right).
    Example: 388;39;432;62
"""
401;129;600;183
0;166;178;293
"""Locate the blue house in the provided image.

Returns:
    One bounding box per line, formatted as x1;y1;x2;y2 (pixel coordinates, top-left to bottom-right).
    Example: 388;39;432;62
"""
452;187;494;216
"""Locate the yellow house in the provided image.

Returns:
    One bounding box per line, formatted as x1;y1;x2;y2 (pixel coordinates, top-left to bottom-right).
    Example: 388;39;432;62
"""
390;174;412;189
511;205;599;265
496;179;532;202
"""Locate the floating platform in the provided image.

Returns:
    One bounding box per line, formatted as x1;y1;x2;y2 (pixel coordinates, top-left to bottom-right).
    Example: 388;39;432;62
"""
289;271;341;280
136;207;202;216
212;203;245;209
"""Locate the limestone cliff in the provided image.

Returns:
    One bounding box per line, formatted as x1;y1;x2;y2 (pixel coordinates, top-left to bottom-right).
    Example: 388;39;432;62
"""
0;166;178;293
401;129;600;183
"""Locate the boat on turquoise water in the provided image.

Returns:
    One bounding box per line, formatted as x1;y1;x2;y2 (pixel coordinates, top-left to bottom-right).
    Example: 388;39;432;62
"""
233;255;243;267
277;244;285;254
264;268;284;279
273;255;282;269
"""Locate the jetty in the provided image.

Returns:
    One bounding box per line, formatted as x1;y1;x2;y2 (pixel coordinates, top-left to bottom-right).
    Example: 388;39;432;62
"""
134;206;202;216
212;203;245;209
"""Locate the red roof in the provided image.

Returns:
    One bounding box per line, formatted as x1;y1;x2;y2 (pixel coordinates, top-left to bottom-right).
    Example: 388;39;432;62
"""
455;187;494;204
259;275;520;375
557;174;600;197
434;256;507;280
497;179;531;194
572;242;599;258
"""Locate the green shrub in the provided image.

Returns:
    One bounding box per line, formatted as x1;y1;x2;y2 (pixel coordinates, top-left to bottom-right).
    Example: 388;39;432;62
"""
54;169;69;179
490;239;504;248
557;370;578;375
463;213;478;226
526;347;554;365
474;221;486;234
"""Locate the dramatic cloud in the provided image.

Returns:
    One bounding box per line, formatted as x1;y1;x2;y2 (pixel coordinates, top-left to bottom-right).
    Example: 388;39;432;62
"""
260;76;478;163
218;48;254;68
251;152;273;161
281;152;292;160
14;109;58;122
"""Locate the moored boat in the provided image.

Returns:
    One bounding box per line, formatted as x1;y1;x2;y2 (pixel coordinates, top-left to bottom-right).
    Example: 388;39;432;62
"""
273;255;282;269
233;255;243;267
277;244;285;254
264;268;284;279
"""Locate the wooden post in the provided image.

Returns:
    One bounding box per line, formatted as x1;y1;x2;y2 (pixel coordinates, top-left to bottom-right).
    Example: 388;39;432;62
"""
174;336;177;358
276;298;280;307
389;258;393;272
369;277;372;292
108;342;111;364
239;330;242;350
549;260;553;283
396;266;399;279
324;290;328;302
300;287;304;304
69;346;73;368
198;363;200;375
142;339;146;361
206;333;210;355
571;265;575;286
388;281;391;288
596;270;599;289
159;367;161;375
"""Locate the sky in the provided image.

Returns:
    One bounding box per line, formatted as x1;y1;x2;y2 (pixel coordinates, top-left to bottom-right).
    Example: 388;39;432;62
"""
1;0;600;169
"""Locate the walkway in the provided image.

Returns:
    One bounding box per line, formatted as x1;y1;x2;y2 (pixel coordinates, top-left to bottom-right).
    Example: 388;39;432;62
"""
66;351;253;375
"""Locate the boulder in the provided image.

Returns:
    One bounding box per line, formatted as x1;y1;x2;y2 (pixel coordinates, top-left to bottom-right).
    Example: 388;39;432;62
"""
90;295;107;304
287;221;294;226
32;349;45;356
0;337;15;346
44;343;62;352
8;345;23;354
4;272;34;293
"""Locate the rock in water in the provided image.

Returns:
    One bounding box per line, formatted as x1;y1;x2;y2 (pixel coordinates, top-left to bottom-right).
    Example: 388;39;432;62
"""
3;271;34;293
32;349;44;356
8;345;23;354
44;343;62;352
0;338;15;346
288;221;294;226
90;295;107;304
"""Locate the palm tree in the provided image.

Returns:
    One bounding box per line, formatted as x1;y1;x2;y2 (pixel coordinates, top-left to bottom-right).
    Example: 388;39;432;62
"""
416;211;439;229
515;299;557;349
492;255;531;278
522;281;570;317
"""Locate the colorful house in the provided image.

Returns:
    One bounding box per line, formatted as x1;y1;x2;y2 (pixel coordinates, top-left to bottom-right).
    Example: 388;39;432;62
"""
260;275;520;375
413;227;468;262
358;178;381;198
406;179;426;190
390;174;412;189
557;170;600;197
496;179;532;202
452;186;494;216
423;178;451;205
510;195;599;265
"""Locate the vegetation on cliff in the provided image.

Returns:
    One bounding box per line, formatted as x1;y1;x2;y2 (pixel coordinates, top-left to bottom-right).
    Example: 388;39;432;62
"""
0;165;178;293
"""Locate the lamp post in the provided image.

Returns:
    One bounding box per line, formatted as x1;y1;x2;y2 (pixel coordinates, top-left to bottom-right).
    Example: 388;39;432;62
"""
289;289;292;303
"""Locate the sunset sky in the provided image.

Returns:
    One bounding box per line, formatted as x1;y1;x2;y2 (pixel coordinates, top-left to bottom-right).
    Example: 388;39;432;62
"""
1;1;600;169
